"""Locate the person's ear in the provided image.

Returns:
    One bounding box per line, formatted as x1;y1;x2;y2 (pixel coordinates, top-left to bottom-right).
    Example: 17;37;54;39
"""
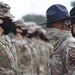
0;19;3;24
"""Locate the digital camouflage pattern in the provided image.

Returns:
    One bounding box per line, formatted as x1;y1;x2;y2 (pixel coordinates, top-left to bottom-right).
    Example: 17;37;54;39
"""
46;28;61;46
50;34;75;75
12;19;53;75
12;37;33;75
0;1;14;18
38;40;50;75
25;37;40;75
0;35;17;75
46;28;72;46
14;19;25;27
13;19;36;75
3;35;18;75
23;36;53;75
25;22;37;28
27;24;53;75
31;38;53;75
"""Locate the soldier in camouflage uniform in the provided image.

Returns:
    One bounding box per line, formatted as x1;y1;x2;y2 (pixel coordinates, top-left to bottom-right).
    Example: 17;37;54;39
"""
11;20;39;75
20;22;53;75
22;22;41;75
70;7;75;38
69;6;75;75
42;4;75;75
23;22;41;75
41;4;71;46
29;25;53;75
0;1;18;75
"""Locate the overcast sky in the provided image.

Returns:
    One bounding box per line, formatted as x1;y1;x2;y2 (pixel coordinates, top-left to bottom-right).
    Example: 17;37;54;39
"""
0;0;72;19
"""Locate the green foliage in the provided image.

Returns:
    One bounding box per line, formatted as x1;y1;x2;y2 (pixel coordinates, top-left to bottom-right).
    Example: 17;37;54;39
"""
71;1;75;7
22;14;46;25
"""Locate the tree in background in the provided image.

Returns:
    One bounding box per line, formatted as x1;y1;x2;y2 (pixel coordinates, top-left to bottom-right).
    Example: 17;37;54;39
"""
22;14;46;25
71;0;75;7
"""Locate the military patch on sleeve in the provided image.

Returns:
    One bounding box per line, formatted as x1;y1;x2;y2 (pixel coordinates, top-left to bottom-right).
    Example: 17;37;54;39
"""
68;49;75;69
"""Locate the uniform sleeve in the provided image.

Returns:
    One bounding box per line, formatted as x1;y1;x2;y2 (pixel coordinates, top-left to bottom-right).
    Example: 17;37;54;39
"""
50;50;63;75
0;41;15;75
50;40;68;75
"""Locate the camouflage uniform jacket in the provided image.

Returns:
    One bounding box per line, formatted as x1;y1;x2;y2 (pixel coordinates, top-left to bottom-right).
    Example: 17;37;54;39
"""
50;35;75;75
26;38;40;75
12;37;35;75
46;28;71;46
36;40;51;75
0;35;17;75
46;28;61;46
28;38;53;75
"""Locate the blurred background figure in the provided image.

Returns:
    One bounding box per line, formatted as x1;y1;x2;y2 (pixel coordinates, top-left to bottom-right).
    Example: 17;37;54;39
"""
70;6;75;38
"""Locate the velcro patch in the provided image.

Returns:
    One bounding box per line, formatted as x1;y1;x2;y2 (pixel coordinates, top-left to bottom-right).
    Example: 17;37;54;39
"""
68;49;75;68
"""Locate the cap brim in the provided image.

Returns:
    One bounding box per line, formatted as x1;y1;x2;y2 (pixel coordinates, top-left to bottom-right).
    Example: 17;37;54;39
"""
4;12;15;18
39;16;70;25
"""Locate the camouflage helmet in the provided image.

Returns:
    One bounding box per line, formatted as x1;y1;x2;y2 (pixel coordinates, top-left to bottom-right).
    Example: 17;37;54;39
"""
0;1;14;18
14;19;25;27
35;25;46;34
24;22;37;29
25;22;36;27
